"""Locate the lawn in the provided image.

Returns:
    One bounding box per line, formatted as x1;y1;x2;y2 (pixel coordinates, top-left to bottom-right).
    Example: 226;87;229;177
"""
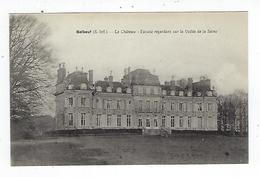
11;134;248;165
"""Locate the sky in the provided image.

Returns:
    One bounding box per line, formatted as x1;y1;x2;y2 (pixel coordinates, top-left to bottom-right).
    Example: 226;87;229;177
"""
36;12;247;95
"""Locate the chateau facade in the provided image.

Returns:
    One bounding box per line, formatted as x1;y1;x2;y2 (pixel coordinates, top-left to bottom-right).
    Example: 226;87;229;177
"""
54;63;218;134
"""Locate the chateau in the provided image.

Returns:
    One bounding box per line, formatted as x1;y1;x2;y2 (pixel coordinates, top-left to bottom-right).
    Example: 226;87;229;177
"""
54;63;218;135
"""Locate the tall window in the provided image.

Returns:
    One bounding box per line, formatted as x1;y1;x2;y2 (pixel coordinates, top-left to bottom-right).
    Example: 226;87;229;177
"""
146;100;150;112
68;113;73;126
162;116;166;127
154;119;158;127
107;115;112;126
117;100;121;110
81;97;86;107
171;116;175;127
146;118;150;127
68;97;73;107
154;101;158;112
162;102;166;111
127;115;131;127
179;116;183;127
208;103;213;112
96;114;101;126
117;115;121;127
138;118;142;127
81;113;86;126
179;103;183;111
138;100;142;111
171;102;174;110
198;103;202;111
107;100;111;109
188;116;191;128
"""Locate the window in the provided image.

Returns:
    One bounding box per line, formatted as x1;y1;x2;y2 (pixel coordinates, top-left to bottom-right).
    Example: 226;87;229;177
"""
179;103;183;111
146;100;150;112
107;100;111;109
154;87;158;95
154;119;158;127
68;113;73;126
208;103;213;112
154;101;158;112
68;97;73;107
117;115;121;127
198;103;202;111
117;100;121;110
127;115;131;127
81;113;86;126
146;87;150;95
96;114;101;126
171;116;175;127
146;118;150;127
162;102;166;111
179;116;183;127
162;116;166;127
138;87;143;94
151;87;154;95
188;116;191;128
138;100;142;111
171;102;174;110
107;115;112;126
81;97;86;107
143;87;146;95
138;118;142;127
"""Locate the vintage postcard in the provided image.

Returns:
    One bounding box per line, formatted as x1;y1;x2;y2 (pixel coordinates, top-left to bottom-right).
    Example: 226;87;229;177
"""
9;12;248;165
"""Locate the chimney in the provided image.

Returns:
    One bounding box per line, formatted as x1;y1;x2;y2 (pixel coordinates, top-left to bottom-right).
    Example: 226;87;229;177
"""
187;77;193;91
57;62;66;84
170;75;175;89
88;69;93;85
109;71;113;88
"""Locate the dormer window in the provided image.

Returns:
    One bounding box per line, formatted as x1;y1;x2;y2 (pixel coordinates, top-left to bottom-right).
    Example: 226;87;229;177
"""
96;86;102;92
207;91;212;96
107;87;112;93
80;83;87;90
68;84;73;90
187;91;192;97
170;90;175;96
162;90;167;95
179;91;184;96
116;87;122;93
197;92;201;96
126;88;131;94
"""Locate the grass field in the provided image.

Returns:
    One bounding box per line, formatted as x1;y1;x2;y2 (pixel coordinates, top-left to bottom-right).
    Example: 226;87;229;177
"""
11;134;248;165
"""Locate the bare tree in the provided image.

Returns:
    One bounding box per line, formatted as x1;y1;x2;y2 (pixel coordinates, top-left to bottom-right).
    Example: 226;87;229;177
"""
10;15;56;119
217;90;248;136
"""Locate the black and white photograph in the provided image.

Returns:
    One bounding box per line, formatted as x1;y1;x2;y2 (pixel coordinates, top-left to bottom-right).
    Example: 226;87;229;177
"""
9;12;248;166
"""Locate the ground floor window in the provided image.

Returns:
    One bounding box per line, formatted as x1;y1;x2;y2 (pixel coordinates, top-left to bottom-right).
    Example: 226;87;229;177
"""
81;113;86;126
96;114;101;126
162;116;166;127
146;118;150;127
127;115;131;127
138;118;142;127
107;114;112;126
188;116;191;128
68;113;73;126
154;119;158;127
198;116;202;128
171;116;175;127
117;115;121;127
179;116;183;127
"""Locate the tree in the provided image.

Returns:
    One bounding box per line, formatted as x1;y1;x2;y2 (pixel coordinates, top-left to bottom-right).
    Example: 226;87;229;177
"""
10;15;56;119
217;90;248;136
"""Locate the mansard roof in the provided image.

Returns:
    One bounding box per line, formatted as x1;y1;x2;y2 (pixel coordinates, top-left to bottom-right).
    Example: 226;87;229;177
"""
64;71;89;89
126;69;160;86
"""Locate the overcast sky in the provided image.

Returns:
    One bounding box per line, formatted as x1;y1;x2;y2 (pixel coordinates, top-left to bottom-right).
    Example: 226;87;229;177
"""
36;12;247;95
